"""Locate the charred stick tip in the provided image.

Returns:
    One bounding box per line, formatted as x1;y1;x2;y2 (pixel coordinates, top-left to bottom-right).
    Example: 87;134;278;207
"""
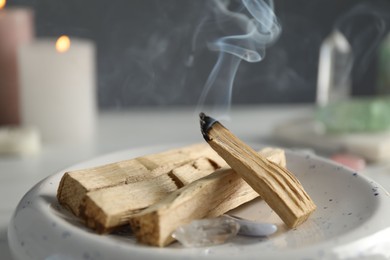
199;112;218;141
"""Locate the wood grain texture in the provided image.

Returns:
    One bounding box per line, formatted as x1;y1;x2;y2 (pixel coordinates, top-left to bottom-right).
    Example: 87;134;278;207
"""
57;143;221;216
206;122;316;228
128;148;285;247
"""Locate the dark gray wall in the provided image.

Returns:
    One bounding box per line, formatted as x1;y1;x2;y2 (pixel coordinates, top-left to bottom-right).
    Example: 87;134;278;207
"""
8;0;390;108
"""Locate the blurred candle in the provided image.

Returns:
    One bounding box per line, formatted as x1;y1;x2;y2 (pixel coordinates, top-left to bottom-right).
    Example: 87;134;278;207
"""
18;36;96;143
0;1;33;125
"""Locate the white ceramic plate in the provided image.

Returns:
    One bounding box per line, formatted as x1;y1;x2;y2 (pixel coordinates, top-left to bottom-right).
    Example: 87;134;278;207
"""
8;144;390;260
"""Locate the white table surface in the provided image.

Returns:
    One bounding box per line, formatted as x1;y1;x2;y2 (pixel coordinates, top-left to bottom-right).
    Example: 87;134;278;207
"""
1;105;390;259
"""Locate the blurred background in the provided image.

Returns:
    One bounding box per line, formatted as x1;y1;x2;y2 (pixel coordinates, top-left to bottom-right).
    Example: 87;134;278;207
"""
4;2;390;259
4;0;390;109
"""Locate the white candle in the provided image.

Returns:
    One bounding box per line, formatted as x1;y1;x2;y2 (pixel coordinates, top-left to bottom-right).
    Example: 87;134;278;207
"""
0;1;33;125
18;36;96;143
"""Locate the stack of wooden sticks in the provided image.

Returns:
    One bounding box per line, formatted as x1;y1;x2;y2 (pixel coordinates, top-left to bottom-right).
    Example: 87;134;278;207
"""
57;114;316;247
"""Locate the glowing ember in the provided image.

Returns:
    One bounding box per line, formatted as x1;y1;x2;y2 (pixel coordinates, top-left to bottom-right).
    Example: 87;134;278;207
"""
55;35;71;53
0;0;6;10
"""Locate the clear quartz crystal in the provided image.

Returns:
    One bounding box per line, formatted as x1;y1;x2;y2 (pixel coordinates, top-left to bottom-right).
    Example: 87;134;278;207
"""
171;216;240;247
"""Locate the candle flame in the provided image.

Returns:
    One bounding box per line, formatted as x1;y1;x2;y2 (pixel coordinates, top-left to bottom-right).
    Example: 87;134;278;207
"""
55;35;71;53
0;0;6;10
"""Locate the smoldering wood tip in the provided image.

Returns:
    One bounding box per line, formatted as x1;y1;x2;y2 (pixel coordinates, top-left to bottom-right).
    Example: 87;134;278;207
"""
199;112;217;141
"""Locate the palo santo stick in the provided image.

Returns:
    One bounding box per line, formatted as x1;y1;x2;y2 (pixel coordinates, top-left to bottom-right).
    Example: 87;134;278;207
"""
57;143;222;216
81;156;222;233
129;148;285;247
82;174;178;233
199;113;316;228
170;157;224;186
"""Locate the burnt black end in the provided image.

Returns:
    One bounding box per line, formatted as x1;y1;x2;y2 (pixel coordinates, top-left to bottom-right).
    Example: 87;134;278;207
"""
199;112;218;141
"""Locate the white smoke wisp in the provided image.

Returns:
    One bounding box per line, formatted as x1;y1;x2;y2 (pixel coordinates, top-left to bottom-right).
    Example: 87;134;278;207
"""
196;0;281;120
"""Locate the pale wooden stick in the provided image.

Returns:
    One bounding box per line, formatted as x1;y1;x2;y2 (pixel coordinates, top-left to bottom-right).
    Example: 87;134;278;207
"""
57;143;221;216
199;113;316;228
129;148;285;247
170;157;225;186
82;174;177;233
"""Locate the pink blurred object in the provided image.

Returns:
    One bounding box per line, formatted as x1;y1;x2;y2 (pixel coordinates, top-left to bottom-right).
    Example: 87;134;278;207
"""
330;153;366;171
0;6;34;125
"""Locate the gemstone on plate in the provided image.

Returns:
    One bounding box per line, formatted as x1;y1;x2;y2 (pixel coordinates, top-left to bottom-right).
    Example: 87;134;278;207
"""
224;215;278;237
171;216;240;247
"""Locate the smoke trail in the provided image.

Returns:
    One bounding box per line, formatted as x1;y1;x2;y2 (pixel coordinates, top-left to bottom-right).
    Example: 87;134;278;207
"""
335;3;388;86
196;0;281;120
